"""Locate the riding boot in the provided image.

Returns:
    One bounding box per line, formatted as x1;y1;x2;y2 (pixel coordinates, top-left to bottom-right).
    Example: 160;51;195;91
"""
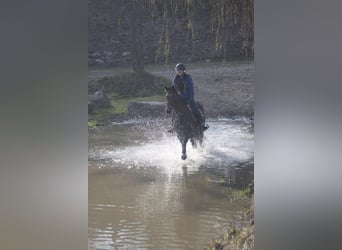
195;114;209;131
190;102;209;131
201;122;209;131
198;113;209;131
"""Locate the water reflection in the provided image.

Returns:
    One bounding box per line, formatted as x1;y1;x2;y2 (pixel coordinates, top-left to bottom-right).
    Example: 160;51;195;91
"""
89;118;253;249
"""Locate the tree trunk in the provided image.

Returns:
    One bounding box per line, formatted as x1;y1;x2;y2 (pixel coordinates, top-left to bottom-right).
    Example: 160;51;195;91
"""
129;0;145;75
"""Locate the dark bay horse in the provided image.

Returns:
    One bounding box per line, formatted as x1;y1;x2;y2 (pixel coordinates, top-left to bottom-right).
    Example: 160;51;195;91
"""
165;85;205;160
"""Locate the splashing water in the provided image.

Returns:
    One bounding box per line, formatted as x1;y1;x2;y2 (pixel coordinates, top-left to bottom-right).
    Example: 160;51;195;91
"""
89;117;254;172
88;117;254;250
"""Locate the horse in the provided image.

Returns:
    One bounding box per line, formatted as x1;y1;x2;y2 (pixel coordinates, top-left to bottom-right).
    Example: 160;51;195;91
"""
164;85;206;160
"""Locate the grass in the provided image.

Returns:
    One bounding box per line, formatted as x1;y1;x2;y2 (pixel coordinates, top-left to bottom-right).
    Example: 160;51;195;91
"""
88;71;169;127
231;188;252;201
88;60;254;127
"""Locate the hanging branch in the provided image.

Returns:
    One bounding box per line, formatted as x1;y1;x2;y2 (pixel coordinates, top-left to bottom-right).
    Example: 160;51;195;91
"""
111;0;254;67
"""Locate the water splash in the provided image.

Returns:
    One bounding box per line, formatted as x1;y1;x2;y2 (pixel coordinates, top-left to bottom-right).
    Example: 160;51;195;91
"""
88;117;254;249
89;118;254;172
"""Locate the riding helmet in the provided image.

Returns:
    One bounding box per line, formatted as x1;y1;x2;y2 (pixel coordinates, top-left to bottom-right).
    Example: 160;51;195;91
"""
175;63;185;71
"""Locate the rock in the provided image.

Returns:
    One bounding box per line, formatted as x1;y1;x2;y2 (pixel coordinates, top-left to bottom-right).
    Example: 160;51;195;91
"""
94;58;104;64
103;51;112;56
91;51;102;57
90;90;111;108
111;39;120;44
127;101;166;118
121;51;131;57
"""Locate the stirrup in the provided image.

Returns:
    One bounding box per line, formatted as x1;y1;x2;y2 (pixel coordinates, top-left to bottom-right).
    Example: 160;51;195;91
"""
201;123;209;131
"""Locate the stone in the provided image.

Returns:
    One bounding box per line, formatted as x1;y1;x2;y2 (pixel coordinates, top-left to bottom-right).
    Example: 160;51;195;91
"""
91;51;102;57
90;90;111;108
121;51;131;57
94;58;104;64
111;39;120;44
103;51;112;56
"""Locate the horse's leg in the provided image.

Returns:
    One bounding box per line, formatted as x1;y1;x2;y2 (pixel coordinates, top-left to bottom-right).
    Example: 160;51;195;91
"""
190;138;197;148
181;138;188;160
199;131;204;147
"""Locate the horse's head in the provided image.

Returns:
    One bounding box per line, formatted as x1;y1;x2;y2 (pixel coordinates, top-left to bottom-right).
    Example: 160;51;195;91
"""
164;86;179;112
164;85;178;98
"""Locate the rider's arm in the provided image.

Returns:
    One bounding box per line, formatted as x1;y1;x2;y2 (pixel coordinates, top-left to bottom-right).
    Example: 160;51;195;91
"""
172;76;184;101
183;75;194;104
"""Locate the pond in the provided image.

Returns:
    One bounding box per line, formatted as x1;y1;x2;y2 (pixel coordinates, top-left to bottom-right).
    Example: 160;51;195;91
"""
88;117;254;249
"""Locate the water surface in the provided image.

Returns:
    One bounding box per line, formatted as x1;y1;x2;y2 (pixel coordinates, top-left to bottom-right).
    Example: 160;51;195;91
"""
89;117;254;249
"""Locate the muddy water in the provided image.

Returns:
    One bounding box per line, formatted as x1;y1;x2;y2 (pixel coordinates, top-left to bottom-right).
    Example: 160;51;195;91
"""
88;118;254;249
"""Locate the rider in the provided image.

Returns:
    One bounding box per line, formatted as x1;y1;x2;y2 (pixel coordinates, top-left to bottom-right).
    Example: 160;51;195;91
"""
172;63;209;131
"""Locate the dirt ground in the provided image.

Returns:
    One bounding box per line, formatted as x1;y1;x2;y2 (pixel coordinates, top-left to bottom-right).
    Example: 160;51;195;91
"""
151;62;254;118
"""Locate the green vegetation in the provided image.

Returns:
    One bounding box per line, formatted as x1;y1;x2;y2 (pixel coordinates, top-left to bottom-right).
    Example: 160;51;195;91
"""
208;186;254;250
231;188;252;201
88;71;169;127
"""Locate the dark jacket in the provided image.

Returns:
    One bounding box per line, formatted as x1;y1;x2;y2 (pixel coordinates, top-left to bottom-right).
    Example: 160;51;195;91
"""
172;73;194;105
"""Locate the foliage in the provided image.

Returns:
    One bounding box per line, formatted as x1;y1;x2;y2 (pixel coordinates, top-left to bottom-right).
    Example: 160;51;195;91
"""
231;188;252;201
149;0;254;62
89;0;254;66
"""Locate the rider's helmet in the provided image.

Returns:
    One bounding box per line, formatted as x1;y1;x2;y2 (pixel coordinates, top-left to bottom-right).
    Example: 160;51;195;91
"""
175;63;185;71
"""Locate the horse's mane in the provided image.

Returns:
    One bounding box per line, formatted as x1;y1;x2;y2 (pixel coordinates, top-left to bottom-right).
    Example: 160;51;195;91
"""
165;86;193;117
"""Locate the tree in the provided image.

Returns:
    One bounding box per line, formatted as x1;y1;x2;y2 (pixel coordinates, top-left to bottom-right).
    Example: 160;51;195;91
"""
104;0;254;70
149;0;254;62
129;0;145;74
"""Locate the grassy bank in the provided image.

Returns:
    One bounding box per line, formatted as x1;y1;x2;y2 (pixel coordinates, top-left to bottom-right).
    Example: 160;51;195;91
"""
208;184;254;250
88;71;169;127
